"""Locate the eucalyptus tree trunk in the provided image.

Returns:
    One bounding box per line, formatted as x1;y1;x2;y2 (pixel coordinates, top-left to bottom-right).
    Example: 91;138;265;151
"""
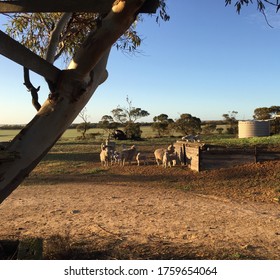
0;0;148;204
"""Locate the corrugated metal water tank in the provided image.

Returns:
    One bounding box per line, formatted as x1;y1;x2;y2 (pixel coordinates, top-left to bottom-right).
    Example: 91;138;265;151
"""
238;120;270;138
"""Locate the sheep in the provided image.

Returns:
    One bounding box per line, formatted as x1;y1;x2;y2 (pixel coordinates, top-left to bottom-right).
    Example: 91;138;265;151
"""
154;144;175;165
112;151;121;165
120;145;137;166
169;152;179;166
136;152;147;166
154;148;166;165
162;151;172;168
100;147;110;166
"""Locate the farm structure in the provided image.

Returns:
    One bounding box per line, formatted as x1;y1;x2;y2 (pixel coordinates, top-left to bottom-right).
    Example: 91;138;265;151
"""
238;120;270;138
174;141;280;172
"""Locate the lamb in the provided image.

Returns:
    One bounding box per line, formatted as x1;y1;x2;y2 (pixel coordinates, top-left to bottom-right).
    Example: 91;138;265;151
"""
100;147;110;166
120;145;137;166
136;152;147;166
154;144;175;165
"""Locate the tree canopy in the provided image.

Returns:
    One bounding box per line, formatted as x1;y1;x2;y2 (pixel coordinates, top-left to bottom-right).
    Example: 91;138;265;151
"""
111;96;150;124
253;106;280;119
4;0;170;64
174;113;202;136
152;114;174;137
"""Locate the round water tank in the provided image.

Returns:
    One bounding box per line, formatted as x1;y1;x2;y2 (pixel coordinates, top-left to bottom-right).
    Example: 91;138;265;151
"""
238;120;270;138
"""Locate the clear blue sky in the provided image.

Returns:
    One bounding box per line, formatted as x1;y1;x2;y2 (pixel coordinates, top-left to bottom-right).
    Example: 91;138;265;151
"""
1;0;280;124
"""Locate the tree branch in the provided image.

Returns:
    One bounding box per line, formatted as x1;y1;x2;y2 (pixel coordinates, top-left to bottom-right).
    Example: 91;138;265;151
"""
45;12;73;63
67;0;147;76
23;67;41;111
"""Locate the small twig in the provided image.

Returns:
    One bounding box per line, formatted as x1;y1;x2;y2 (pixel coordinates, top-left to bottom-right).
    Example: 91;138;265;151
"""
261;9;274;28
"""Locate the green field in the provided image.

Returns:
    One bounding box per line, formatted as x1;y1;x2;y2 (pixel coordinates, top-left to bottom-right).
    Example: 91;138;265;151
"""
2;126;280;146
0;126;182;142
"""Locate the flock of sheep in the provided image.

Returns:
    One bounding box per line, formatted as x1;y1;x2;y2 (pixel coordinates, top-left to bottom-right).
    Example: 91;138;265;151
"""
99;140;180;168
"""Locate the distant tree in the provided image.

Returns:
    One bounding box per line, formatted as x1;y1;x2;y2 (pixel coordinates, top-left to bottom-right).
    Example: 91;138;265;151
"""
111;96;149;139
253;106;280;134
167;120;176;136
125;122;142;140
111;96;150;124
76;108;91;139
216;127;224;134
203;123;217;134
253;106;280;120
99;115;119;136
222;110;238;134
152;114;174;137
174;113;202;135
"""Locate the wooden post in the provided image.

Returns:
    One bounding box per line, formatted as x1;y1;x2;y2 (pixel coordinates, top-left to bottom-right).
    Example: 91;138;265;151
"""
198;147;201;172
183;144;187;165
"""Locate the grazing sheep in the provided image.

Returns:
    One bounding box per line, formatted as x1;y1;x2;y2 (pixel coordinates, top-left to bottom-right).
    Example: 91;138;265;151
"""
154;144;175;165
100;147;110;166
120;145;137;166
136;152;147;166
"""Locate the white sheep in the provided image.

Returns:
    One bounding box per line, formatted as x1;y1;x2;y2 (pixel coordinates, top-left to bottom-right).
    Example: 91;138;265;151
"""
154;144;175;165
100;147;110;166
154;148;166;165
120;145;137;166
136;152;147;166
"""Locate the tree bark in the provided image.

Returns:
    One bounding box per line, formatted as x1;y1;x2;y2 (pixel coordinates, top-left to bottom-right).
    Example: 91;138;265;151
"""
0;0;150;204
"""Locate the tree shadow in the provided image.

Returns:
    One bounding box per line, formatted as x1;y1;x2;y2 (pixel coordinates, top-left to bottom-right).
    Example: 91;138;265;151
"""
42;152;97;162
1;235;264;260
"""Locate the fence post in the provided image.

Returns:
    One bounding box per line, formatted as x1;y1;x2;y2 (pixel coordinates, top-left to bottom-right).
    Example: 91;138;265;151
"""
198;147;201;172
183;144;187;165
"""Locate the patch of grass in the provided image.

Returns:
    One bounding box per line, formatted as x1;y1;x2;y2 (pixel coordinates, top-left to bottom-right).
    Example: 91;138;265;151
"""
178;185;194;192
81;168;108;175
203;134;280;148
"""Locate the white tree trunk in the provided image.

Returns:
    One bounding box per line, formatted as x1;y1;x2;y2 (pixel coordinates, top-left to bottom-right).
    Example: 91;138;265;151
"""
0;0;148;204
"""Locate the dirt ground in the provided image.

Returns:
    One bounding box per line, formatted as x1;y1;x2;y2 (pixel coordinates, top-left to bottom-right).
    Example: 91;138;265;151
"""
1;159;280;259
